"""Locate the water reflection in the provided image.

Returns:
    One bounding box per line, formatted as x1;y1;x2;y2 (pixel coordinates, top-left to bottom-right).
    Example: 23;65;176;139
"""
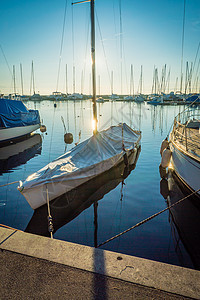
160;170;200;270
25;147;141;247
0;134;42;175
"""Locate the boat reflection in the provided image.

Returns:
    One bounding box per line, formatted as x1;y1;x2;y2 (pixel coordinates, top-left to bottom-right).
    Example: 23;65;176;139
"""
0;133;42;175
25;146;141;246
160;170;200;270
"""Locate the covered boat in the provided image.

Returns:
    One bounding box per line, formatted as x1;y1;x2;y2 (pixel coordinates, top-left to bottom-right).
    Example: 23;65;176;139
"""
0;98;40;144
18;1;141;210
169;109;200;196
18;123;141;209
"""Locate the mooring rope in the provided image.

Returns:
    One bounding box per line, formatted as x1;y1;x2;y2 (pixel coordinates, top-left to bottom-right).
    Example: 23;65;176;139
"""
0;181;19;188
0;223;22;232
46;186;54;239
97;187;200;248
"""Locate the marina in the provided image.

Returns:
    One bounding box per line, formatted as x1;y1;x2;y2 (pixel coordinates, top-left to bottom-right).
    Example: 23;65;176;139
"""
0;0;200;297
0;100;200;272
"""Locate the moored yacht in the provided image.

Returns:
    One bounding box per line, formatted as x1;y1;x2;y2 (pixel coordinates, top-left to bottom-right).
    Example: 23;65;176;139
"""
169;109;200;196
0;97;40;144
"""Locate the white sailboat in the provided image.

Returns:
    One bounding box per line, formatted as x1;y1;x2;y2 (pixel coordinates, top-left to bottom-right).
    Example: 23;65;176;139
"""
18;0;141;210
169;109;200;196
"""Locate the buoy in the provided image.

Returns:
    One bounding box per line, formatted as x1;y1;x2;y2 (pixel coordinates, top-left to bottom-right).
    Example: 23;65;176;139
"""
160;137;169;156
40;125;47;133
64;132;73;144
161;146;172;168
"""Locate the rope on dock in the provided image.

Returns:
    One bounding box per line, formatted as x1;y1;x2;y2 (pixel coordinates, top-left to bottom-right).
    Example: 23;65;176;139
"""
97;187;200;248
0;223;22;231
0;181;19;188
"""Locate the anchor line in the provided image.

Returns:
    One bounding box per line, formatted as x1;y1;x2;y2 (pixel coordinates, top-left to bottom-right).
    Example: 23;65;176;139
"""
97;187;200;248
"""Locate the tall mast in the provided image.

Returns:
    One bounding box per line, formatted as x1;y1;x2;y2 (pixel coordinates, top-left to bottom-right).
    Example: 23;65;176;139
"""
20;63;24;96
72;0;97;133
91;0;97;134
66;64;68;95
13;65;16;95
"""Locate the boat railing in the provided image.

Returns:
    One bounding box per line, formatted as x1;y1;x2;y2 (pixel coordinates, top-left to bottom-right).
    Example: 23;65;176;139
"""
172;117;200;154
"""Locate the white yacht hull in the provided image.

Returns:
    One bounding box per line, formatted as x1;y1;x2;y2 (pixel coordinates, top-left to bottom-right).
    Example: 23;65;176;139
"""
0;124;40;143
170;142;200;196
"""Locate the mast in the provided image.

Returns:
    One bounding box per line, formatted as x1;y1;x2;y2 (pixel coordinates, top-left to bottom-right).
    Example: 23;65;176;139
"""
66;64;68;95
13;65;16;95
20;63;24;96
72;0;97;133
91;0;97;134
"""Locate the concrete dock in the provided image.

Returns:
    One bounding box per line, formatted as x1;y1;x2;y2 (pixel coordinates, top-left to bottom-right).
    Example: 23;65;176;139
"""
0;226;200;299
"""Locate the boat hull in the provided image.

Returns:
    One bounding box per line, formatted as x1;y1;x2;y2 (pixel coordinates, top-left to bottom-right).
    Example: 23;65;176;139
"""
0;124;40;143
170;142;200;196
19;146;139;210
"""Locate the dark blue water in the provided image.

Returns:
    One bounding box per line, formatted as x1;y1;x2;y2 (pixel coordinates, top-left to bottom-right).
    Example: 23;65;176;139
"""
1;100;200;270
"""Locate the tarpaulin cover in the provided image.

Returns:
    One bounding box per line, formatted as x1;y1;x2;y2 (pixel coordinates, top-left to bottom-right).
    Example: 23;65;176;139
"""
19;123;141;209
185;94;200;103
0;98;40;128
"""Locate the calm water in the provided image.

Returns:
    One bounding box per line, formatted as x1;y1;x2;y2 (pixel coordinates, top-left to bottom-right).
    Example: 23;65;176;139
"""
1;100;200;270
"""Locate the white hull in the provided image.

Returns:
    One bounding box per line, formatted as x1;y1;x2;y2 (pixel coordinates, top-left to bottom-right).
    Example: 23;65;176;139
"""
20;147;139;210
0;124;40;142
170;142;200;196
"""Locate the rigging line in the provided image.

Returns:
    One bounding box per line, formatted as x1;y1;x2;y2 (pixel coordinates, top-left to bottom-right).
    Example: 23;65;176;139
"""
192;41;200;75
0;44;12;76
56;0;68;92
180;0;186;93
82;15;90;94
192;57;200;92
95;11;111;87
97;187;200;248
0;181;19;188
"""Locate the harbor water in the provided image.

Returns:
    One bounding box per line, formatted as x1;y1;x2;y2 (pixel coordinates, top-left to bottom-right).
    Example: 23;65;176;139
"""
0;100;200;270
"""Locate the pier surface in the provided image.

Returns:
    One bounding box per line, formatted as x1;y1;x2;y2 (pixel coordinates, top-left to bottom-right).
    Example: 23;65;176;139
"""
0;226;200;299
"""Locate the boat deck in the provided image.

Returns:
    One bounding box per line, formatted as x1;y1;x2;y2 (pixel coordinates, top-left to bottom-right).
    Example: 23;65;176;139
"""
172;126;200;160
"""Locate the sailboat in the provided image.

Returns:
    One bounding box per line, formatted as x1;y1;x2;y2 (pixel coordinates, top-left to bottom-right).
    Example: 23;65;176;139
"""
169;108;200;196
25;148;141;239
0;97;40;144
18;0;141;210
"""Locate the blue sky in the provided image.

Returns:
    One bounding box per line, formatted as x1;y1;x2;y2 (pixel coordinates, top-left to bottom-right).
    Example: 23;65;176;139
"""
0;0;200;95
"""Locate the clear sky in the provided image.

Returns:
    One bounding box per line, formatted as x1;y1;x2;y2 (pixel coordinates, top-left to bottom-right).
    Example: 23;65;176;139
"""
0;0;200;95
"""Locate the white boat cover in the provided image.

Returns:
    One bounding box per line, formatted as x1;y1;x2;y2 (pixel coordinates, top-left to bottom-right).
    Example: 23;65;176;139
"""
18;123;141;209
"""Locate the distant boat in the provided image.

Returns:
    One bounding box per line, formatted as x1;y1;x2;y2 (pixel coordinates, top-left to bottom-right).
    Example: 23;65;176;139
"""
109;93;120;100
134;94;145;102
169;108;200;196
67;93;83;100
124;95;134;101
185;94;200;104
96;97;104;103
18;0;141;210
30;92;42;101
0;98;40;144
